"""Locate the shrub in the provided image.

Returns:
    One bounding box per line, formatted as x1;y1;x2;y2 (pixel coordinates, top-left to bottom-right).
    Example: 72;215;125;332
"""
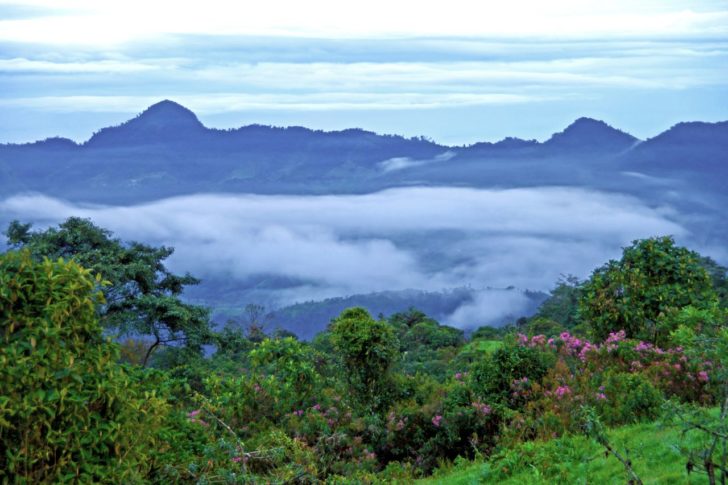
580;236;717;346
0;251;167;483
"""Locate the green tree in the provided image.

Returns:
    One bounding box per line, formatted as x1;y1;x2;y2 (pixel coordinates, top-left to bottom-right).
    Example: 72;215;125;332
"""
330;307;399;412
535;274;582;328
5;218;211;365
0;251;168;482
580;236;718;345
250;337;320;409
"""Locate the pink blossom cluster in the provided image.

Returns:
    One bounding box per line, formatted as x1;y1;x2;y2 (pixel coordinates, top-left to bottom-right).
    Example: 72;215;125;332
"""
517;333;556;350
554;385;571;399
471;401;492;416
187;409;209;427
431;415;443;427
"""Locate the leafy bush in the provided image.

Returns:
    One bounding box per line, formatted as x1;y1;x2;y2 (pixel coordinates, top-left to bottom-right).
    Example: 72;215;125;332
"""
0;251;168;483
330;307;400;413
580;236;717;346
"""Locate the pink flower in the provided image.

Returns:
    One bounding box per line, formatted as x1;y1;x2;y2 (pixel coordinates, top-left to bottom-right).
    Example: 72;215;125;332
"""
454;372;463;380
231;456;243;463
432;415;443;427
187;409;201;418
698;371;709;382
312;403;321;411
555;385;571;399
606;330;626;344
472;402;492;415
596;393;607;400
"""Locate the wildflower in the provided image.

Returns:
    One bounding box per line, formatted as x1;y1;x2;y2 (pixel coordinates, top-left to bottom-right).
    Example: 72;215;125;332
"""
698;371;709;382
555;385;571;399
472;402;492;415
432;415;443;427
187;409;201;418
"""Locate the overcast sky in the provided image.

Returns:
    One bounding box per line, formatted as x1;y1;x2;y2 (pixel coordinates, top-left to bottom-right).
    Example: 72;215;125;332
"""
1;0;727;144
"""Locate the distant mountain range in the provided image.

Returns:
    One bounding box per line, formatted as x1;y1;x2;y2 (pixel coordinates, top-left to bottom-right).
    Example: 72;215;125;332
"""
1;100;726;204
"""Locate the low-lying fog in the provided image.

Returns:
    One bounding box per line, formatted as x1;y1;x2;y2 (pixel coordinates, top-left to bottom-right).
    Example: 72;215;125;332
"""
0;186;703;328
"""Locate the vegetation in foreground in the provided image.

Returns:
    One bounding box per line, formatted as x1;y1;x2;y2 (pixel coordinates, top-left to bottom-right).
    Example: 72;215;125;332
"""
422;409;720;484
1;218;727;483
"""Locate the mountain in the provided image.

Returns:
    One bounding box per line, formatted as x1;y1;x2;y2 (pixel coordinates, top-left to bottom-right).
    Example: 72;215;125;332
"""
0;101;726;204
86;100;205;147
542;117;638;153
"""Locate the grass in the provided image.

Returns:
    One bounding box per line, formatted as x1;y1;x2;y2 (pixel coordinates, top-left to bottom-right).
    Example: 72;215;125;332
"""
460;340;503;355
420;413;716;484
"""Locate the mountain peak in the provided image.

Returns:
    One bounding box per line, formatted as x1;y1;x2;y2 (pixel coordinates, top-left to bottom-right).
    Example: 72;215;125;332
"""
85;100;204;146
131;100;203;129
545;117;638;152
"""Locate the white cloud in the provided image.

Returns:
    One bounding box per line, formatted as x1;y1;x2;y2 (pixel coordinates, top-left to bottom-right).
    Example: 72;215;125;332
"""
0;1;726;45
0;187;688;327
379;151;456;172
0;93;541;113
0;57;161;73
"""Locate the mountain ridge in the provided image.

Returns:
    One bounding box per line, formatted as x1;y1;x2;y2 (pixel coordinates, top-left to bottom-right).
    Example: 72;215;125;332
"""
0;100;726;204
2;100;725;149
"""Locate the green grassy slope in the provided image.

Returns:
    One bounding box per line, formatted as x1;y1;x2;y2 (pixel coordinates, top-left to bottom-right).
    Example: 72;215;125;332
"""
420;416;713;484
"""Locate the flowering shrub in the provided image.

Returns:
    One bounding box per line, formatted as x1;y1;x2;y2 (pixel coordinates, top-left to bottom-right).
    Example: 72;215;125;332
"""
501;328;713;440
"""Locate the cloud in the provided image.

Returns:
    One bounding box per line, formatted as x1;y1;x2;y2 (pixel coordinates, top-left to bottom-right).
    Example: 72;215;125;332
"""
379;151;456;172
0;93;542;113
0;1;726;45
0;57;161;73
0;187;688;327
445;289;535;328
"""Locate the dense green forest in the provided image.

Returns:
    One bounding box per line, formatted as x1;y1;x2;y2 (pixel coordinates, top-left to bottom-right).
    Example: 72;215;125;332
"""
1;218;727;483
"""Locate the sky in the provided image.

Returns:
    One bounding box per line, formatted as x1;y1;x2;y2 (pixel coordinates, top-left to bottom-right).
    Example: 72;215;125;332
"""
1;0;728;144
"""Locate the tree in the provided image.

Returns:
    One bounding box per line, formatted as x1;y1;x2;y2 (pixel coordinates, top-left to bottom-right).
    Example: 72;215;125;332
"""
535;274;582;329
330;307;399;412
0;250;167;482
580;236;718;345
5;218;211;365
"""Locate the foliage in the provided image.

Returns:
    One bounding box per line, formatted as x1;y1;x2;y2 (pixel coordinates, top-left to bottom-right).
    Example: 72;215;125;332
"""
0;251;168;483
2;229;726;483
534;274;582;329
389;309;465;380
470;339;555;407
580;236;718;346
330;307;400;413
5;217;212;365
666;305;728;483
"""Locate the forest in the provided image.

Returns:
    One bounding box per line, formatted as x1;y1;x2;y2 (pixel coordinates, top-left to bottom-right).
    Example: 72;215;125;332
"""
1;217;727;484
